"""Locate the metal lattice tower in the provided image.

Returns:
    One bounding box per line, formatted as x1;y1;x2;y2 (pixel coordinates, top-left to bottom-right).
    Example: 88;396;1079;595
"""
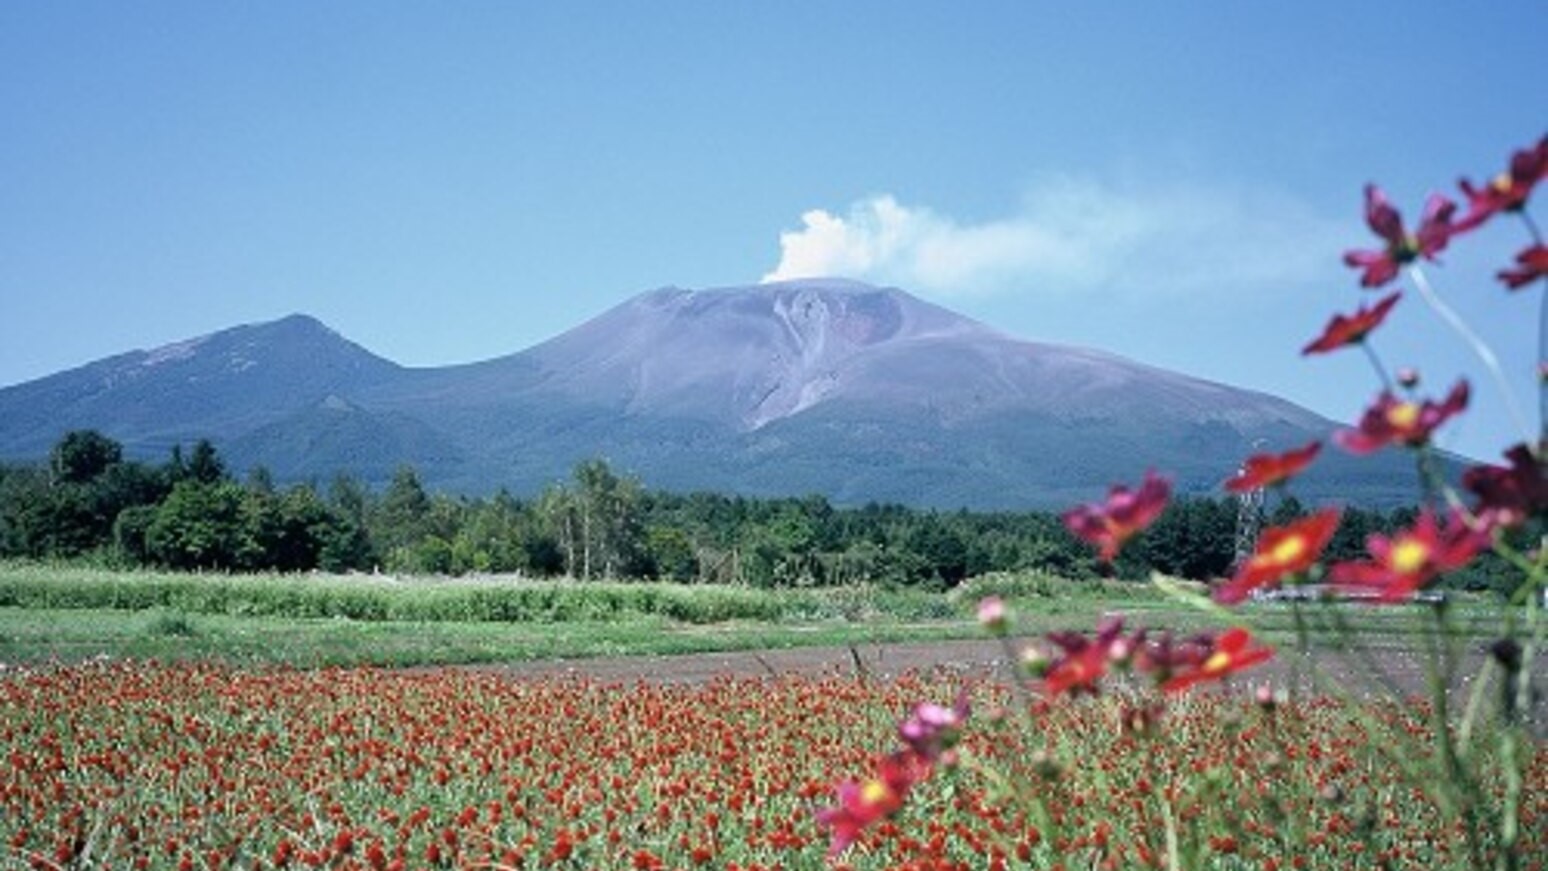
1230;439;1268;572
1232;484;1265;571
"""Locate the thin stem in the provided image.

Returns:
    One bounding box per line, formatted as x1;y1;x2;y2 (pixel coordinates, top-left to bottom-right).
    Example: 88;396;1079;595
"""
1415;448;1443;515
1425;602;1486;871
1521;209;1544;246
1525;210;1548;448
1408;264;1536;446
1360;340;1395;393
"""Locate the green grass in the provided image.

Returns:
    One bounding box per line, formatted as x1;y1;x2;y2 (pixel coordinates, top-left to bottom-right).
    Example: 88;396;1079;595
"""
0;562;1514;668
0;607;988;667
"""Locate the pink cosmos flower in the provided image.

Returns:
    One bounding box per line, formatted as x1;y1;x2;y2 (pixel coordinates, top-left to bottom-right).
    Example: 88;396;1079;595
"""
1343;186;1457;288
1223;441;1322;492
1328;509;1490;602
1334;380;1469;455
1453;134;1548;233
1463;443;1547;530
1301;292;1401;355
1162;627;1275;693
1214;508;1342;604
897;693;971;763
1061;471;1171;562
815;751;929;858
1499;243;1548;290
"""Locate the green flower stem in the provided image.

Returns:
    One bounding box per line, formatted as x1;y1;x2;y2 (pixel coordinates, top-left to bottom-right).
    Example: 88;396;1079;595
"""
1361;340;1395;393
1290;598;1310;702
1319;603;1410;702
1424;601;1487;871
1408;264;1535;447
1496;551;1543;871
1523;209;1547;448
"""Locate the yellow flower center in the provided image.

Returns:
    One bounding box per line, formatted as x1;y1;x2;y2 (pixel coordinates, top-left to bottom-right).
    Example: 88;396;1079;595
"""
1389;539;1431;575
1268;535;1306;566
1491;172;1512;194
861;779;893;806
1386;402;1420;431
1204;651;1232;674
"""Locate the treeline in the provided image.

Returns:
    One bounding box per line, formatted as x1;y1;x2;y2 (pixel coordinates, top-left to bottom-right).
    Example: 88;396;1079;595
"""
0;430;1508;591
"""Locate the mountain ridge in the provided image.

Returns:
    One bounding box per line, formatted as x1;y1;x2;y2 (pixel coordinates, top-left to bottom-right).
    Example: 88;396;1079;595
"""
0;280;1422;508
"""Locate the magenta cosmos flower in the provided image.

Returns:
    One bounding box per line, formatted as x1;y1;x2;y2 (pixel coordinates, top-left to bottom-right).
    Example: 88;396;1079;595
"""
1334;380;1469;454
1061;471;1171;562
1343;185;1457;288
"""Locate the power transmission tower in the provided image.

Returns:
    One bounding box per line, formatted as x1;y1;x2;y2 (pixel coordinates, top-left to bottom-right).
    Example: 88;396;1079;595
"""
1232;484;1265;571
1231;440;1268;572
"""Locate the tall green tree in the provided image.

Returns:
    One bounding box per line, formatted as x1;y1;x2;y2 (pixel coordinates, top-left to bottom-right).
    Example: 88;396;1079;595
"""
50;430;122;484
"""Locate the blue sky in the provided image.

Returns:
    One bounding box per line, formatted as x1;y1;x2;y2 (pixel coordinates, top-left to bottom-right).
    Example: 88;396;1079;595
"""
2;2;1544;463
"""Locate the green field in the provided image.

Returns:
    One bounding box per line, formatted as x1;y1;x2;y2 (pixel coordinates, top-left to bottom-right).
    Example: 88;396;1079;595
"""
0;562;1514;668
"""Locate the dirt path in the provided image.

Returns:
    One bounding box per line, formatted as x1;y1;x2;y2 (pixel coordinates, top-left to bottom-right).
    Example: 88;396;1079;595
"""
458;637;1541;716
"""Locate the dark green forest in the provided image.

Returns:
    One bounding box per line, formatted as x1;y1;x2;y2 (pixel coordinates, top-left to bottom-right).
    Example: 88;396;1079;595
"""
0;430;1517;593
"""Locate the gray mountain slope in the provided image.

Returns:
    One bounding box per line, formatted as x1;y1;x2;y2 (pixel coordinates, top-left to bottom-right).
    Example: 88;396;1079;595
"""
0;280;1426;507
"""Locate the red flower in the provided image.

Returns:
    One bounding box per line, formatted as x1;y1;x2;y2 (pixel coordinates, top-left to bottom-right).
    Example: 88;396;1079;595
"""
816;751;929;858
1062;471;1171;561
1162;627;1274;692
1463;443;1548;530
1343;186;1457;288
1328;509;1490;602
1214;508;1341;604
1133;630;1213;684
1041;616;1128;695
1301;292;1401;356
1499;243;1548;290
1453;135;1548;233
1040;643;1110;696
1334;380;1469;455
1224;441;1323;492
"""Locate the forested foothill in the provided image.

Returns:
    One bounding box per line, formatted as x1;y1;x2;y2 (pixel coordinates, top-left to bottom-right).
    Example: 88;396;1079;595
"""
0;430;1522;594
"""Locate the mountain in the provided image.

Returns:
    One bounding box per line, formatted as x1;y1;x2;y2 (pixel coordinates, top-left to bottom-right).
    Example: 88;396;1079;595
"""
0;280;1423;508
0;315;402;459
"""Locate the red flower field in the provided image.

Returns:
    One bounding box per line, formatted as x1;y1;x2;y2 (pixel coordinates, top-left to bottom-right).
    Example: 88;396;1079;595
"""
1;660;1541;870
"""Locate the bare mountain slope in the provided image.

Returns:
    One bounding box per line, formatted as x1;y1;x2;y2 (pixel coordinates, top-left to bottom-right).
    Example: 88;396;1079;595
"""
0;280;1420;507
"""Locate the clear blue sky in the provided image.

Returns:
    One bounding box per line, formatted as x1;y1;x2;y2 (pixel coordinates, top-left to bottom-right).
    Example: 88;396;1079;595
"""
2;2;1543;463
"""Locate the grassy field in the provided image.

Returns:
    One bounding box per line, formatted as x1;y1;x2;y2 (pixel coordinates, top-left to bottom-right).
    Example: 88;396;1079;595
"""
0;562;1516;668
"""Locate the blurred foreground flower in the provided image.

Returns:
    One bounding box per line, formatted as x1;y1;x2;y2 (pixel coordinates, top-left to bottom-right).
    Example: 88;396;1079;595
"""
815;751;929;858
1334;380;1469;455
1453;134;1548;232
1301;291;1401;355
1463;443;1548;529
1041;616;1128;695
1329;509;1490;602
1214;508;1342;604
1061;471;1171;561
1498;243;1548;290
1162;627;1275;692
976;595;1009;635
1343;185;1457;288
898;694;970;763
1224;440;1322;492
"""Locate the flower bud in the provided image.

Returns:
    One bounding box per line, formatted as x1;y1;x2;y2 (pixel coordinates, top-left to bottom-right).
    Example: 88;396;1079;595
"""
1030;749;1062;780
1018;645;1049;678
1107;636;1134;668
977;596;1010;636
1253;683;1287;712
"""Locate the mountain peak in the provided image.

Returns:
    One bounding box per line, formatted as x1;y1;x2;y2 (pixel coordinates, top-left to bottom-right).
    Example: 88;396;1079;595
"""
514;279;1002;429
0;281;1419;508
